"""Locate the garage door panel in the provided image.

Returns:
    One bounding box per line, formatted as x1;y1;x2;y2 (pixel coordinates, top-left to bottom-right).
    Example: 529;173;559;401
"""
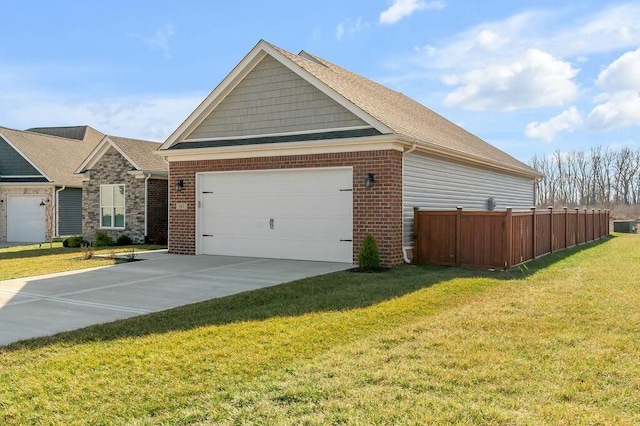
205;215;351;239
203;193;351;216
201;236;352;263
198;168;353;263
8;195;46;242
205;169;351;193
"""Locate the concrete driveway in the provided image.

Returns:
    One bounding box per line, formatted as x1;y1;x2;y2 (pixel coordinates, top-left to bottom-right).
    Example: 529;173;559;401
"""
0;252;352;346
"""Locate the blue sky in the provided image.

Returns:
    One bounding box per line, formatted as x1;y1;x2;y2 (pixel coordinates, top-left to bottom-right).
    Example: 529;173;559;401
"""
1;0;639;163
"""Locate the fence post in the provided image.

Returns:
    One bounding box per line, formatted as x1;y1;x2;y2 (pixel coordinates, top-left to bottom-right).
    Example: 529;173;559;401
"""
575;208;580;245
548;206;554;253
597;209;601;239
505;208;513;269
584;208;588;242
531;207;537;260
592;209;596;241
456;206;462;267
563;207;568;249
413;207;420;262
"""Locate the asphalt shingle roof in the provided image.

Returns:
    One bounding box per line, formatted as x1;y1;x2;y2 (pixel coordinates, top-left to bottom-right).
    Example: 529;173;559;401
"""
108;136;166;172
267;42;538;176
27;126;104;145
0;126;104;186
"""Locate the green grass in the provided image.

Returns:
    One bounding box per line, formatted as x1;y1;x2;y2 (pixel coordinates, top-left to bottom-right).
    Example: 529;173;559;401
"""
1;235;639;424
0;242;167;281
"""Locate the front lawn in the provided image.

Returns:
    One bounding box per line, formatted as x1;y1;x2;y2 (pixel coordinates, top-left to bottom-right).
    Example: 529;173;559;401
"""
1;234;638;424
0;242;166;281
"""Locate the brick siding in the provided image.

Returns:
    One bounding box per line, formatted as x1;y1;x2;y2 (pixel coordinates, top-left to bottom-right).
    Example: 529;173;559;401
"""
168;150;404;267
146;179;168;244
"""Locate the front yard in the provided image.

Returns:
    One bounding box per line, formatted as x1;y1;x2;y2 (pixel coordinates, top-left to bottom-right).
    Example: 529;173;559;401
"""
0;242;166;281
1;234;639;424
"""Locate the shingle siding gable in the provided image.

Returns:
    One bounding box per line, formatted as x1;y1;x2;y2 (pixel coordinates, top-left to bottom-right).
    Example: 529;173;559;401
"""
185;54;368;141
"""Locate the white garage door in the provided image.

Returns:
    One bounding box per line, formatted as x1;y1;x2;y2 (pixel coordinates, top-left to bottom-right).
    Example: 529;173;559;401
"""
7;195;46;242
197;168;353;263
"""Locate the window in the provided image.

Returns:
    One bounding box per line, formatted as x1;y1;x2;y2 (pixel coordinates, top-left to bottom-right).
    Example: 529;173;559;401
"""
100;184;125;229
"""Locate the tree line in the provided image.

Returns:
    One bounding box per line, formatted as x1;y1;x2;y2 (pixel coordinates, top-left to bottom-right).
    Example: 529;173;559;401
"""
529;146;640;208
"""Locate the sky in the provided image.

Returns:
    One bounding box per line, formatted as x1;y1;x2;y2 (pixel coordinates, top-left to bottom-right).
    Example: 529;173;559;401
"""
1;0;639;164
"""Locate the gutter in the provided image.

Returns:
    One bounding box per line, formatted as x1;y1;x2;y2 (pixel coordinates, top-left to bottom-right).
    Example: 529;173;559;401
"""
402;143;418;264
144;174;151;239
55;185;65;237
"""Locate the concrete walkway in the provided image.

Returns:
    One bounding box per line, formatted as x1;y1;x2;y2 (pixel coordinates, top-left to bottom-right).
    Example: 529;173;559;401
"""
0;252;352;346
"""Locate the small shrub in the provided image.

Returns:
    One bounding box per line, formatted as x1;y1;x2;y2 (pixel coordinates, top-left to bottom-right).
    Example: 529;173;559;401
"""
107;249;117;260
80;243;95;260
64;235;88;248
116;235;133;246
358;234;381;271
124;247;137;262
94;231;114;247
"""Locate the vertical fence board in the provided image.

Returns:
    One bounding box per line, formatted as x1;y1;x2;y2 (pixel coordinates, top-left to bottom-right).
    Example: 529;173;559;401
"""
414;208;610;269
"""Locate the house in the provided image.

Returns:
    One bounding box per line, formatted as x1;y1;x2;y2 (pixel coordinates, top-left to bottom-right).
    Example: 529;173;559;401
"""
0;126;103;243
157;40;542;267
75;135;168;244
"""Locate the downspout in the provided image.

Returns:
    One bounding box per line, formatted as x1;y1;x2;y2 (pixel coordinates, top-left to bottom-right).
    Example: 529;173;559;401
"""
402;143;418;263
55;185;66;237
144;174;151;240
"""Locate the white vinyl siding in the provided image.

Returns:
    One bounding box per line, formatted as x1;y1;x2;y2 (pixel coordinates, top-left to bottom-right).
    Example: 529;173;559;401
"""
402;153;535;246
100;184;125;229
185;55;367;140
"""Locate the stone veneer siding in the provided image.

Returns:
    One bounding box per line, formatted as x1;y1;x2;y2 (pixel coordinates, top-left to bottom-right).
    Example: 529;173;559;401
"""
168;150;404;267
146;178;168;244
83;147;146;243
0;186;54;242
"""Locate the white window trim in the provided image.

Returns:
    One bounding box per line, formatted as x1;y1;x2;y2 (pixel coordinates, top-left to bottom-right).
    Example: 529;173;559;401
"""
99;184;126;230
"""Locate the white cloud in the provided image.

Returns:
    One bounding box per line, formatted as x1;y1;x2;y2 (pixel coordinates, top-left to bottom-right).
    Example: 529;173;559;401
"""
379;0;445;25
525;107;583;142
443;49;579;111
587;91;640;131
129;24;175;58
585;48;640;132
596;47;640;92
0;91;203;141
335;17;369;40
476;30;508;51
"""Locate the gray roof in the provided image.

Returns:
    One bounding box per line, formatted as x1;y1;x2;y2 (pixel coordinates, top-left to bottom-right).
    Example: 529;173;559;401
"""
108;136;167;172
27;126;104;144
0;126;104;186
266;42;538;177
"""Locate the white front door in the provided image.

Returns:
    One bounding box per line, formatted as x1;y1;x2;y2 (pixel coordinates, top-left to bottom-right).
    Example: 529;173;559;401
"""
7;195;46;242
197;168;353;263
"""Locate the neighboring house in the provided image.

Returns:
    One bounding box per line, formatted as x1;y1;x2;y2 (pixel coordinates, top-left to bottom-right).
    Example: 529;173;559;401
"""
75;136;168;244
157;40;542;267
0;126;103;243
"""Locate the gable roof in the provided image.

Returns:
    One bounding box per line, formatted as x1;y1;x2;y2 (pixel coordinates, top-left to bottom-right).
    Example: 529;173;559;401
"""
75;135;167;174
0;126;104;186
161;40;539;178
27;126;105;145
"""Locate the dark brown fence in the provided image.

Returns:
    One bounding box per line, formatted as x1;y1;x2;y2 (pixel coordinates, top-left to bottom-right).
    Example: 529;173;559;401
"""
414;207;610;269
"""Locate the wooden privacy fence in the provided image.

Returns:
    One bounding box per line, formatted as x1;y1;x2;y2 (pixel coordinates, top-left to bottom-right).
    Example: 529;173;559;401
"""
414;207;610;269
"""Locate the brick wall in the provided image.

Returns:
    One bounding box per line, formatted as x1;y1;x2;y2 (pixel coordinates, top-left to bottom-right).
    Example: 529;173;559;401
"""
168;150;404;267
83;147;146;243
146;179;168;244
